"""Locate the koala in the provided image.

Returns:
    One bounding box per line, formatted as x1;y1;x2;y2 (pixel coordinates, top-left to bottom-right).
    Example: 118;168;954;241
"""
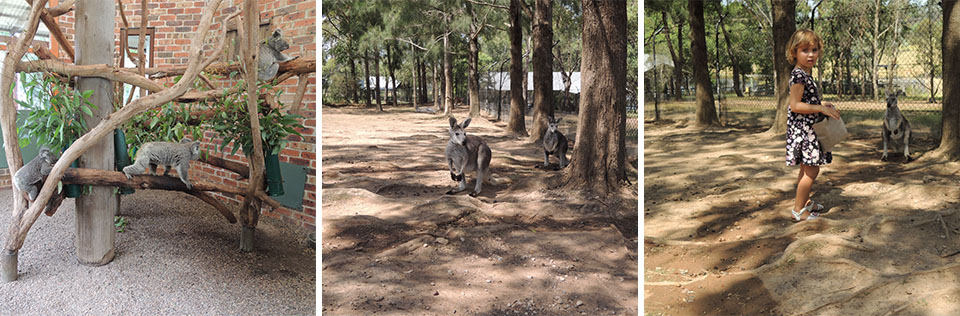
881;90;911;162
123;139;202;189
538;117;569;169
13;148;57;201
258;29;299;81
445;117;492;197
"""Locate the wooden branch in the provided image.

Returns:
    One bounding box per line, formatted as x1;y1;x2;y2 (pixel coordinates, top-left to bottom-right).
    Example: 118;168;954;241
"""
16;60;164;93
138;0;148;98
198;73;216;90
145;57;317;79
466;0;509;10
117;0;141;65
48;0;74;17
42;190;66;217
38;7;74;62
8;0;230;252
198;154;250;180
291;73;310;115
240;0;266;227
1;0;47;253
264;88;280;109
187;190;238;223
31;43;55;60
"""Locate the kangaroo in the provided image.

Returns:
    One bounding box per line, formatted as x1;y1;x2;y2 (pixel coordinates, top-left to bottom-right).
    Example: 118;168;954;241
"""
539;117;568;169
881;90;911;162
445;116;492;197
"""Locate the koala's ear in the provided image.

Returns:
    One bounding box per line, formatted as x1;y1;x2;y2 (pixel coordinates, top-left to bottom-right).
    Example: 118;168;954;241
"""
449;117;457;129
461;117;472;129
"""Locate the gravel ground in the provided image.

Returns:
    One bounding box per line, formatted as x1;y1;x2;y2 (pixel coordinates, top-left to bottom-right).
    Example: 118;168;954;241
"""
0;188;316;315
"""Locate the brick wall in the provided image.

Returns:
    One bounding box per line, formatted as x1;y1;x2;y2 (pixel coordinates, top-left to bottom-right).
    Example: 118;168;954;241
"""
1;0;316;232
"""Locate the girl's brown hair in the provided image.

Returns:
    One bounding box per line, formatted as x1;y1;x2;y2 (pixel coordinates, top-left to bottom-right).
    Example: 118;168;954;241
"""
786;29;822;65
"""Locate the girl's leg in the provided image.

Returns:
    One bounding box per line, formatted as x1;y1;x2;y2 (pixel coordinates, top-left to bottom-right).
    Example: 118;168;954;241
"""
793;165;820;212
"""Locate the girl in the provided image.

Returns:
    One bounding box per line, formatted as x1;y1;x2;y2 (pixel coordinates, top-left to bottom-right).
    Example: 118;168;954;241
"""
785;29;841;221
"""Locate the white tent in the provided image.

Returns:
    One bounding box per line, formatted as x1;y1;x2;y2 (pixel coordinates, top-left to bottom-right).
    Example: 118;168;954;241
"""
483;72;582;93
644;53;673;72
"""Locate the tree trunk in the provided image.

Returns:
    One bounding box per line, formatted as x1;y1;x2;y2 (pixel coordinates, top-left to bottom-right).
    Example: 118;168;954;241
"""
507;0;528;136
375;47;383;111
934;0;960;159
444;27;454;116
564;0;627;195
872;0;882;101
688;0;719;127
364;50;371;107
420;58;429;104
767;0;796;134
529;0;555;143
719;19;743;97
413;50;420;110
434;61;442;111
387;44;397;106
74;0;117;266
350;57;359;104
468;34;481;118
674;15;686;101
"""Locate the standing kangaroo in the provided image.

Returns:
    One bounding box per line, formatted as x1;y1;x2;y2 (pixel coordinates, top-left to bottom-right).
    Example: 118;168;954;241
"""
881;90;911;162
445;117;492;197
539;117;568;169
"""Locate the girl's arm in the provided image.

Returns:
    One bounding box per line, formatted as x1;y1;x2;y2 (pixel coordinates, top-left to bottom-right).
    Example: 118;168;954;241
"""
788;83;840;119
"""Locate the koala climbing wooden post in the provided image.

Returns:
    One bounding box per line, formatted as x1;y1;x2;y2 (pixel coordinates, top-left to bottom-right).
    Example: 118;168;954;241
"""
0;0;47;283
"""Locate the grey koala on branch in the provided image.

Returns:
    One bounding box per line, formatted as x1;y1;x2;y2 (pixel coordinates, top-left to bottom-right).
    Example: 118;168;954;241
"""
13;148;57;201
258;29;299;81
123;139;202;189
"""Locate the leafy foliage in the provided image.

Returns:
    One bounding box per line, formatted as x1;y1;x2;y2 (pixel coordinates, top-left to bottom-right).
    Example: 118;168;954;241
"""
123;101;205;158
16;73;97;152
207;81;305;157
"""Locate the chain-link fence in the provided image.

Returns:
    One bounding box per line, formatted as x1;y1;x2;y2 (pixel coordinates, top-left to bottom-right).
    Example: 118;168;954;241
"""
644;1;943;137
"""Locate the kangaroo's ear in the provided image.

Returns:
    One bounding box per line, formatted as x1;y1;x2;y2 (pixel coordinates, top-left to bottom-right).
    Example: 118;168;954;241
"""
555;117;562;124
461;117;472;129
449;116;457;129
273;29;282;38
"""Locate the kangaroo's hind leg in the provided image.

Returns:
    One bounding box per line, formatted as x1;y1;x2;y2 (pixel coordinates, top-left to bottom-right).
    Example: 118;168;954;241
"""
904;125;912;162
471;145;492;197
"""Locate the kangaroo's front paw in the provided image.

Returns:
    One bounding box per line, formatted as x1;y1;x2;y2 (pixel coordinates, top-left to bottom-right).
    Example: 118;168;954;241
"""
445;189;458;195
905;155;913;163
880;154;888;161
469;191;480;197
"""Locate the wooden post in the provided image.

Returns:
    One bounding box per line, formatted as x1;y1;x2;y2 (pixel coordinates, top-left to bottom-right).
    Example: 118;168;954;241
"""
240;0;266;252
73;0;117;266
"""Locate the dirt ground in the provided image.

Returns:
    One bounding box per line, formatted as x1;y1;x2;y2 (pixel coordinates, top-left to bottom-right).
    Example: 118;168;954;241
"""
644;106;960;315
0;189;315;315
321;104;639;315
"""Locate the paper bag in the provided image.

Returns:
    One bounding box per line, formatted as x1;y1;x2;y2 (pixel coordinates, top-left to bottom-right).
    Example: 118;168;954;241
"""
812;116;848;152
